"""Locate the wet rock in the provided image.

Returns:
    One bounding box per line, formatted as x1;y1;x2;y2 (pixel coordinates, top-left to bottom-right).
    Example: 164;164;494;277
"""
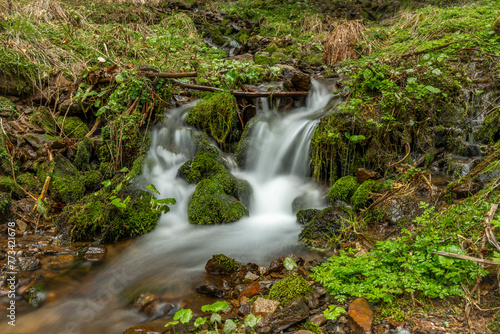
291;73;311;91
310;313;327;326
133;292;175;319
18;257;41;271
238;300;253;316
41;254;74;270
348;298;373;334
196;281;226;298
268;255;305;273
244;272;259;283
357;168;380;184
205;254;241;275
83;246;107;262
252;297;280;317
262;297;309;333
239;281;260;299
299;207;351;249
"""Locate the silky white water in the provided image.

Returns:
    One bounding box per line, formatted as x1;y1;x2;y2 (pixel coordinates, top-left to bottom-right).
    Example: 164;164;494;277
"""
6;80;337;334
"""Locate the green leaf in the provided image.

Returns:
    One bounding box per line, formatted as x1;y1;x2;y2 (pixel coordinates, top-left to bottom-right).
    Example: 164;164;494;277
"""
164;320;179;327
115;73;125;83
210;313;222;324
244;314;261;328
102;180;112;188
223;319;237;334
202;301;229;313
284;257;298;271
194;317;207;327
146;183;160;195
323;305;346;320
173;308;193;324
425;85;441;94
119;167;129;172
113;182;123;194
36;199;47;216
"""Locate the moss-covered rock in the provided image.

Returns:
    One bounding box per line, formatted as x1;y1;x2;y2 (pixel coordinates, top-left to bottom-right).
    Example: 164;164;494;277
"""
0;97;16;116
351;179;382;210
75;137;93;171
264;43;279;53
205;254;241;275
493;16;500;35
57;116;89;138
178;150;227;183
188;179;249;225
0;191;12;220
61;189;160;242
296;208;321;225
0;133;13;175
299;206;352;249
185;91;238;146
17;173;42;194
268;274;313;306
0;176;23;199
235;118;257;168
254;52;273;65
83;170;103;191
34;156;85;203
29;107;56;135
327;176;359;204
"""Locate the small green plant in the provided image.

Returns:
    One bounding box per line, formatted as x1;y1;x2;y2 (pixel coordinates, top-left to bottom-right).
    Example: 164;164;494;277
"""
164;308;193;332
323;305;346;320
284;257;298;271
146;183;176;214
244;313;262;333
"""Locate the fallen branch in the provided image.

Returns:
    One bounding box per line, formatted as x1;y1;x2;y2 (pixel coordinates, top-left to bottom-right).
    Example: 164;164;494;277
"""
172;79;309;97
433;251;498;265
398;42;456;58
141;71;197;78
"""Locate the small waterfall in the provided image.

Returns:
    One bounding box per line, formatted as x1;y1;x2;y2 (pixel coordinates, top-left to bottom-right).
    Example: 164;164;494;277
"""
7;80;337;334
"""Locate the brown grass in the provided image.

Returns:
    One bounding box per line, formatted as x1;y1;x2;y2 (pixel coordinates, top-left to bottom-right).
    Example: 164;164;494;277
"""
323;20;366;65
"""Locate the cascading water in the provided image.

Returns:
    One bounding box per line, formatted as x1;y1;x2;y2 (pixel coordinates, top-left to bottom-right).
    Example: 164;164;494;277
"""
5;80;337;334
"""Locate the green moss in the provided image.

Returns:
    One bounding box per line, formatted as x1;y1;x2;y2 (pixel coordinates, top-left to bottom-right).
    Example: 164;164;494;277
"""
188;178;249;225
236;118;256;168
210;254;241;274
264;42;279;53
327;176;359;204
75;137;93;171
129;155;146;180
0;176;23;199
0;47;41;94
296;208;321;225
83;170;102;191
299;206;352;249
0;133;13;175
179;151;227;184
254;52;272;65
17;173;42;193
63;189;160;242
0;97;16;116
488;311;500;332
185;91;238;146
34;156;84;203
351;179;382;210
57;116;89;138
268;274;313;305
0;192;12;219
30;107;56;135
493;16;500;35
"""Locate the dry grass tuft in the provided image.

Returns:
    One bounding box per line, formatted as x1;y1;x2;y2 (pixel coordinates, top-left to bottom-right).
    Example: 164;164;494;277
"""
24;0;69;23
323;20;366;65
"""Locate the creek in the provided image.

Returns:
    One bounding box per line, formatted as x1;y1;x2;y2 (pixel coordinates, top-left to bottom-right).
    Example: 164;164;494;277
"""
4;80;339;333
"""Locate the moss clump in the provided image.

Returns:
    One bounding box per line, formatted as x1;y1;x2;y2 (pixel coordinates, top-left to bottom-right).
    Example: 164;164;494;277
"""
0;97;16;116
327;176;359;204
268;274;313;306
185;91;238;146
34;156;85;203
83;170;102;191
296;208;321;225
57;116;89;138
207;254;241;275
17;173;42;193
0;192;12;220
0;133;13;175
0;176;23;199
179;151;227;184
351;179;382;210
254;52;272;65
62;189;160;242
493;16;500;35
0;47;40;94
188;179;249;225
75;137;93;171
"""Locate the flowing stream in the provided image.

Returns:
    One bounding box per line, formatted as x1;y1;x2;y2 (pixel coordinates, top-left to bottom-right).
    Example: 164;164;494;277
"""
5;80;337;334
